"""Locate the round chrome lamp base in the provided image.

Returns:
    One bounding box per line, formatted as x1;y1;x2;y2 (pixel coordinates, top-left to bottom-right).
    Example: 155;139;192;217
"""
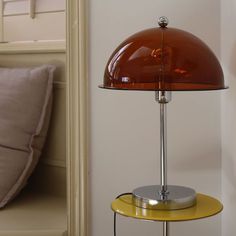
132;185;196;210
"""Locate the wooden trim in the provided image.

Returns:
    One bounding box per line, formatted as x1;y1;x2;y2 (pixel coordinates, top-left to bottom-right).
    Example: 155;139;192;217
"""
0;40;66;54
4;10;65;17
41;159;66;168
29;0;36;19
53;81;66;89
0;0;3;42
3;0;25;2
66;0;88;235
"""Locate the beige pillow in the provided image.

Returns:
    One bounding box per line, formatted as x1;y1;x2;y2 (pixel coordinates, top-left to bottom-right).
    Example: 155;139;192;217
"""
0;65;55;208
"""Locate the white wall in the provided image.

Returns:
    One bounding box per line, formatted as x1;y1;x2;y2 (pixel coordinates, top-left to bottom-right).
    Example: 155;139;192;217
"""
221;1;236;236
89;0;222;235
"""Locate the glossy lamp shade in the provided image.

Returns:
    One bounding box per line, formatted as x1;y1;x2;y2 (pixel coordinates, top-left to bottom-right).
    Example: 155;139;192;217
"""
100;26;227;91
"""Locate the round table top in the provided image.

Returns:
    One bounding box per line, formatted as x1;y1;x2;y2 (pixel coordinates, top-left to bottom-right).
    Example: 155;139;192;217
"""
111;193;223;222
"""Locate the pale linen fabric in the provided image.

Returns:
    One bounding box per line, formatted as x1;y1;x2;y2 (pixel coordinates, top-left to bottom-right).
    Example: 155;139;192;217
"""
0;65;55;208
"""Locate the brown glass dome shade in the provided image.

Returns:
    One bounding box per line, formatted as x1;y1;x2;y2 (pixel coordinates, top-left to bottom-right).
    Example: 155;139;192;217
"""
100;24;227;91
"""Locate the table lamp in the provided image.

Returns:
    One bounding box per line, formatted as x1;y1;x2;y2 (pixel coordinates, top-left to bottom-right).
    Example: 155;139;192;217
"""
99;16;227;211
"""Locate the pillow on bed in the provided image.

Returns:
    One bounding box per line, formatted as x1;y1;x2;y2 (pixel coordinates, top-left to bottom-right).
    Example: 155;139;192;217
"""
0;65;55;208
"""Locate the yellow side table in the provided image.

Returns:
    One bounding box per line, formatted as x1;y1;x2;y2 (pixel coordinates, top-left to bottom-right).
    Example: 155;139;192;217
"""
112;193;222;235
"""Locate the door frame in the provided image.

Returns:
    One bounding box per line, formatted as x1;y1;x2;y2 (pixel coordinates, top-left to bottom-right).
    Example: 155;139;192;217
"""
66;0;88;236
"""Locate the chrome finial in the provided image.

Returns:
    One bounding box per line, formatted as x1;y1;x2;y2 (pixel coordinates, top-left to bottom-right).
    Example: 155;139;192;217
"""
158;16;169;28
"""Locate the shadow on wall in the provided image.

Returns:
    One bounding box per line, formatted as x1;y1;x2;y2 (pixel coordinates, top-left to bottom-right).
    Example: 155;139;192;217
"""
223;150;236;200
222;41;236;200
229;42;236;77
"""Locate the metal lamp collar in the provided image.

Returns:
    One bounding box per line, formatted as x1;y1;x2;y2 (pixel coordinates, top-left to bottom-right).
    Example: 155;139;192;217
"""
155;91;172;103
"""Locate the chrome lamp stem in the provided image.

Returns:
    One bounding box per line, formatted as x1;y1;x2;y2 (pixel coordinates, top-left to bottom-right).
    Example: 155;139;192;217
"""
155;91;171;196
160;102;167;194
